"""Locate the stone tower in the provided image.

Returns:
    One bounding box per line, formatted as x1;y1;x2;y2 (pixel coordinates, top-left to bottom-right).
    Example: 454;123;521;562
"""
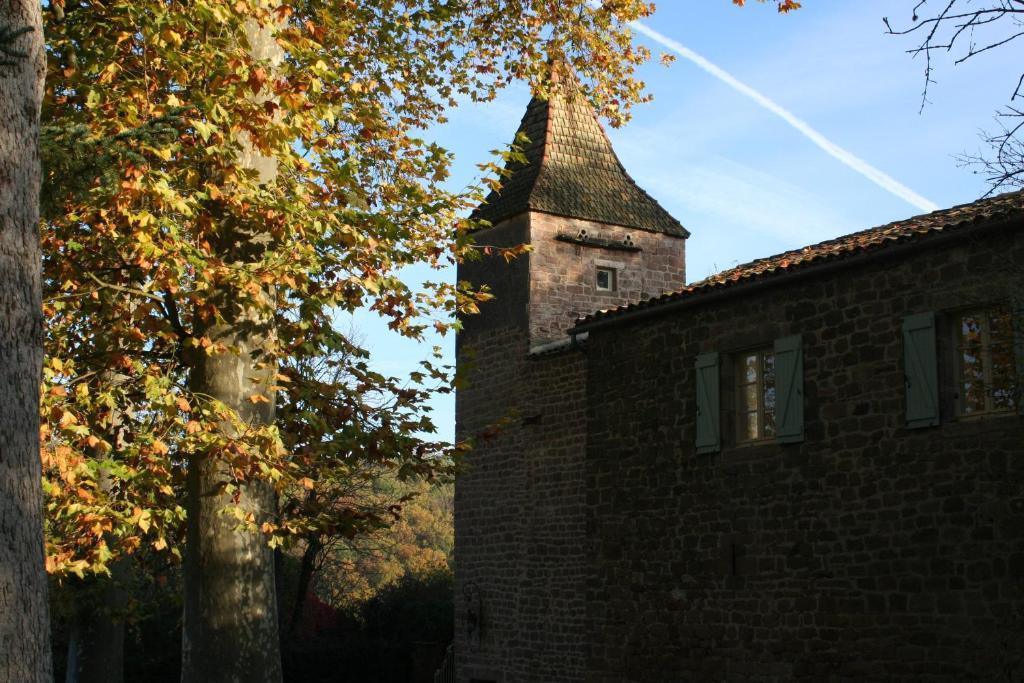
454;73;688;682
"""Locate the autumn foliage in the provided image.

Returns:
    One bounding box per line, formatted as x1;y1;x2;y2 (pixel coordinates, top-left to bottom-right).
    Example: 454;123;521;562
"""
38;0;669;584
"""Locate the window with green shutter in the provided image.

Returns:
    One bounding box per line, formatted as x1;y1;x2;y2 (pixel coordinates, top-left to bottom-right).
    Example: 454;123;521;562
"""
695;352;720;454
773;335;804;443
903;311;939;428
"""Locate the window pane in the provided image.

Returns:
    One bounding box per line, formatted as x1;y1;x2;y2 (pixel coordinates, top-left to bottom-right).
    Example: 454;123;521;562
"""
741;412;758;441
762;352;775;386
742;354;757;383
991;342;1017;412
762;351;776;415
765;374;778;438
990;307;1012;342
960;347;986;415
990;306;1016;411
960;314;983;348
742;384;759;413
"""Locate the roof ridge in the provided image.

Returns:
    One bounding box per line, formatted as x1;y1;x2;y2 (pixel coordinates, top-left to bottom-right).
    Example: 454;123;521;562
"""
526;85;558;214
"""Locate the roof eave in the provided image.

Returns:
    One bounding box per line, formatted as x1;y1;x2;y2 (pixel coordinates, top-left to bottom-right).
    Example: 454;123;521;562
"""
570;211;1022;336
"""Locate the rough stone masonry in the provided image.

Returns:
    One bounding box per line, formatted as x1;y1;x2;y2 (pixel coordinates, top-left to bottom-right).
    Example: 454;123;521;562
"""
455;68;1024;682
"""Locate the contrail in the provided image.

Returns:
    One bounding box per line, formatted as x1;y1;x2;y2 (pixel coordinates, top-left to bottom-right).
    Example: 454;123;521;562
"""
627;20;940;213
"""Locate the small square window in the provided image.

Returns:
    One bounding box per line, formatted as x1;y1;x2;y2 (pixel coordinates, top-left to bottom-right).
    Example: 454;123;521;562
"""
736;348;776;443
596;266;617;291
955;304;1017;416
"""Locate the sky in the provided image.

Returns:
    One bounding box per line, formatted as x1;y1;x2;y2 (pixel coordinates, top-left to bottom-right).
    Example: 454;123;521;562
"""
354;0;1016;443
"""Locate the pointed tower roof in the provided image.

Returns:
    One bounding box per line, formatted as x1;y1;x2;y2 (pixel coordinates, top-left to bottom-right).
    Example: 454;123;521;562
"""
473;76;688;237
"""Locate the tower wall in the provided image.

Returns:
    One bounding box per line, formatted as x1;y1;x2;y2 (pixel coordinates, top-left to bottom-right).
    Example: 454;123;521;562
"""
529;214;686;345
454;212;686;682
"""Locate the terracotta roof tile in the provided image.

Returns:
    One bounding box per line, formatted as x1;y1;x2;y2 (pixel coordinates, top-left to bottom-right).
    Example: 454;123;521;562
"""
472;84;688;237
576;190;1024;327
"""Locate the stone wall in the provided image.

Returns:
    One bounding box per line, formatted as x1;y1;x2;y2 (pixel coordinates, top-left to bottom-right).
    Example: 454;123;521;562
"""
582;222;1024;681
455;211;686;682
528;213;686;346
455;213;531;683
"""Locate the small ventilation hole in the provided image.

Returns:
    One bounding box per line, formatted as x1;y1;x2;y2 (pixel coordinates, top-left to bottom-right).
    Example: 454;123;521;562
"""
623;234;635;247
576;229;588;240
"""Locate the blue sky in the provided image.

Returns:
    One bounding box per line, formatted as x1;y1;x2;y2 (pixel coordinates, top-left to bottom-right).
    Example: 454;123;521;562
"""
355;1;1013;443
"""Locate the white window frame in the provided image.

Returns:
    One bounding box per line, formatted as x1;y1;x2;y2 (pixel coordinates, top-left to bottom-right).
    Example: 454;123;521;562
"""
595;265;617;292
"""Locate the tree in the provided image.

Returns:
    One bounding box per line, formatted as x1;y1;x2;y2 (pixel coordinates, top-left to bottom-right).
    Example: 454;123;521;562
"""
0;3;51;682
884;2;1024;194
41;1;670;680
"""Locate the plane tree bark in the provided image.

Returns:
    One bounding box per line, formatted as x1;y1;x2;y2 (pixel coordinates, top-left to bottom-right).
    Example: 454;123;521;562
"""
0;2;51;681
180;17;284;683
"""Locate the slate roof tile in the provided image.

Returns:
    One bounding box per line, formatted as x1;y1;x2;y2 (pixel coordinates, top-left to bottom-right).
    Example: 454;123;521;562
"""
472;80;688;237
577;189;1024;327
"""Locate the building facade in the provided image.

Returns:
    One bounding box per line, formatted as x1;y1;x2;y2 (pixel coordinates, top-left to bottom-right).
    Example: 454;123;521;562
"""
454;77;1024;682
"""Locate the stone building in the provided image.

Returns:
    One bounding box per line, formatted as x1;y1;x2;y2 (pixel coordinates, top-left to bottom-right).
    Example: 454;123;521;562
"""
454;77;1024;681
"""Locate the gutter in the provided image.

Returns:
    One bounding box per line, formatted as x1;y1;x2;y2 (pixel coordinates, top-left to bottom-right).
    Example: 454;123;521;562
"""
529;331;589;357
570;213;1022;337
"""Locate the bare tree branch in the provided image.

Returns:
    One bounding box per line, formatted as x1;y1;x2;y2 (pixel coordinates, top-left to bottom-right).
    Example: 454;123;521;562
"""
886;1;1024;195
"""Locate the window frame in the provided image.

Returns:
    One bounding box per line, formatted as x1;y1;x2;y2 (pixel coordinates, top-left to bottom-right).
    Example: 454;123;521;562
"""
952;304;1018;419
734;347;777;445
595;265;617;292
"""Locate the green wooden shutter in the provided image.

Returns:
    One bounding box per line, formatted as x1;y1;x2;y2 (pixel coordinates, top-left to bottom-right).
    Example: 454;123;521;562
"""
902;312;940;428
774;335;804;443
695;352;720;454
1013;298;1024;415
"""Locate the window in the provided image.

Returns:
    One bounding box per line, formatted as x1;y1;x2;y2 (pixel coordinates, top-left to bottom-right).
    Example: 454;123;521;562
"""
694;336;802;453
596;266;617;291
736;348;776;443
955;305;1017;416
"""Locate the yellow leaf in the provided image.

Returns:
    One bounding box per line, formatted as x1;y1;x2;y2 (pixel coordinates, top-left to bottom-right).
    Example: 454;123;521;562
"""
248;393;270;404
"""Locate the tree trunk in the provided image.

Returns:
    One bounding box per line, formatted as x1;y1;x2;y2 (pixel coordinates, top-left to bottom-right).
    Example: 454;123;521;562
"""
0;3;51;681
66;447;128;683
180;16;284;683
287;533;322;642
181;328;282;682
